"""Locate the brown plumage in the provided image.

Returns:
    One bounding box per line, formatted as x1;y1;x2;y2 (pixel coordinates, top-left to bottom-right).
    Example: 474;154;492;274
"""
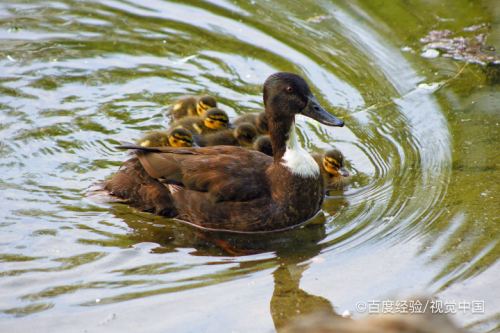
168;95;217;120
103;157;177;216
113;72;345;232
103;128;195;215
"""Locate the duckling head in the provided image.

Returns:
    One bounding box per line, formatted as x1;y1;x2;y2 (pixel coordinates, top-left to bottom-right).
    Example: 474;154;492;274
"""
253;135;273;156
168;127;195;147
234;122;258;146
322;149;349;178
203;108;229;130
197;96;217;116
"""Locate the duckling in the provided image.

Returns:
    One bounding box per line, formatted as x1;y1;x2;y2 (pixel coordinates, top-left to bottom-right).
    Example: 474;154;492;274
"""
116;72;345;232
168;95;217;120
234;111;268;134
137;127;194;148
196;122;258;147
312;149;349;190
171;107;230;135
253;135;273;156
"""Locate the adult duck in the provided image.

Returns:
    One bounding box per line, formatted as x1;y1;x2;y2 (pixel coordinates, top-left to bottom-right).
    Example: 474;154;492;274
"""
118;72;344;232
169;95;217;120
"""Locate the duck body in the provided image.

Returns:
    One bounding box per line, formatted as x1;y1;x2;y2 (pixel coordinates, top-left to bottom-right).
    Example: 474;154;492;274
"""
103;128;195;215
117;72;344;232
103;157;177;216
125;144;324;231
169;95;217;120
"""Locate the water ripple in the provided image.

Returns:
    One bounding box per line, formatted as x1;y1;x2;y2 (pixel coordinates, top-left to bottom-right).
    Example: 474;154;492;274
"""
0;0;495;331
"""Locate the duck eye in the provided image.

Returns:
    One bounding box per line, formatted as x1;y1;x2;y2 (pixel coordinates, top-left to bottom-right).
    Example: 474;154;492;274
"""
286;86;293;93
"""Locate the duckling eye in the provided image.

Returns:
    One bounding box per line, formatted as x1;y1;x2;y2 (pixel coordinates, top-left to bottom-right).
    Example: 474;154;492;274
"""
286;86;293;93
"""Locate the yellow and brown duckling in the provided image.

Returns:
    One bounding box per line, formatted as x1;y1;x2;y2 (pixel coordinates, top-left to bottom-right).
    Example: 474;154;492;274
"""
195;122;258;147
313;149;349;190
137;127;194;148
171;107;230;136
168;95;217;120
234;111;268;134
115;72;345;232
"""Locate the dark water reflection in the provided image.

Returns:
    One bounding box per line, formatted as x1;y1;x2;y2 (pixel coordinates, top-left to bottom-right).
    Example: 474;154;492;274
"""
0;0;498;332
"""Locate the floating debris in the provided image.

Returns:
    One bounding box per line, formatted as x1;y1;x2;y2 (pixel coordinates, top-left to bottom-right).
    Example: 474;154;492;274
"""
420;24;498;66
463;23;489;32
420;24;499;84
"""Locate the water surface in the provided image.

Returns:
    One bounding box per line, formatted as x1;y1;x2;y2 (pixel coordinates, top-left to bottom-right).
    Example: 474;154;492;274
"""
0;0;498;332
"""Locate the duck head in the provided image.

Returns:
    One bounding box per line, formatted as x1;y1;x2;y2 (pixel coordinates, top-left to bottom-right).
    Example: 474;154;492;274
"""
234;122;258;146
203;108;230;130
197;95;217;116
263;72;344;161
323;149;349;178
168;127;195;147
263;72;343;126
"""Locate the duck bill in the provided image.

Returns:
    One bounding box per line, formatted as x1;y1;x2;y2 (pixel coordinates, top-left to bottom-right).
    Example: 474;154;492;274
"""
302;95;344;127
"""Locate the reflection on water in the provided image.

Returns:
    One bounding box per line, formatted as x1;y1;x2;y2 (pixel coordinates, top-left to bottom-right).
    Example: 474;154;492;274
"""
0;0;498;332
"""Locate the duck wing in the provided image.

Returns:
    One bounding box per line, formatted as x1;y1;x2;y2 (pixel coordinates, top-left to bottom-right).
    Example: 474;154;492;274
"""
118;144;272;202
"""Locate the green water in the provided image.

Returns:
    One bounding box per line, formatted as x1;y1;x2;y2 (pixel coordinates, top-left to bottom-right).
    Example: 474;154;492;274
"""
0;0;498;332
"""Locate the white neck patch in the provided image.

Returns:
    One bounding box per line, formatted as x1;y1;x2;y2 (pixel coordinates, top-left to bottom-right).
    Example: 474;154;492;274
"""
281;124;320;178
